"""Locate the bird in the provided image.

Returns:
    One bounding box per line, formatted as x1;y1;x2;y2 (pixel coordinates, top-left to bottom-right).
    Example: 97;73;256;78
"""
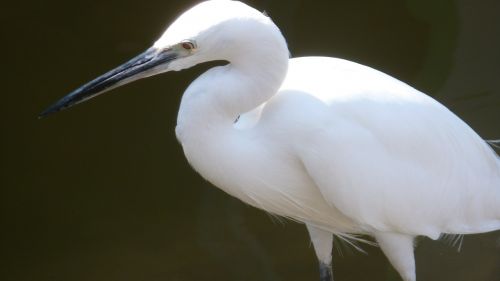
39;1;500;281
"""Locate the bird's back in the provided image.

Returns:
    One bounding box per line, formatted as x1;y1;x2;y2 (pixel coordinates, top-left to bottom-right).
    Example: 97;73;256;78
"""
257;56;500;238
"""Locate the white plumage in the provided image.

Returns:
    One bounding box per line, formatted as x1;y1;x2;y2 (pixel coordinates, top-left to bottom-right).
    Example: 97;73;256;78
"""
171;3;500;280
41;1;500;280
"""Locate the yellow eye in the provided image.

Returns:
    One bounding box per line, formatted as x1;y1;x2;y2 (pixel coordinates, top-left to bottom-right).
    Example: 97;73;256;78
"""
181;41;196;50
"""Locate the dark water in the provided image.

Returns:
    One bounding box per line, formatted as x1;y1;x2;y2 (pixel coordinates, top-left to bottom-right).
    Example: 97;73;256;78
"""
2;0;499;280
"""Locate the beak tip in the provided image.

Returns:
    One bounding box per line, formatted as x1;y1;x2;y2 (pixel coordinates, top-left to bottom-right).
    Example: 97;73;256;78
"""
38;102;63;119
38;109;50;119
38;111;49;119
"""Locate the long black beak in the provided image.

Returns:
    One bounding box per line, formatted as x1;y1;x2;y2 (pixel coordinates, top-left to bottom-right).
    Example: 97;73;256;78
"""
39;47;178;118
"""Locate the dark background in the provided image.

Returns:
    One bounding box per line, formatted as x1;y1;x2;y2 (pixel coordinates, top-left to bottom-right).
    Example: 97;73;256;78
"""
2;0;499;280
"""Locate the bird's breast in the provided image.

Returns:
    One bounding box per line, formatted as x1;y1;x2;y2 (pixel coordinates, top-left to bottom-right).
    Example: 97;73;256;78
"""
177;125;360;233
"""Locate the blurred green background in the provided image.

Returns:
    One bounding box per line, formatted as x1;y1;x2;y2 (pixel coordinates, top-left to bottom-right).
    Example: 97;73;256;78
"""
1;0;499;280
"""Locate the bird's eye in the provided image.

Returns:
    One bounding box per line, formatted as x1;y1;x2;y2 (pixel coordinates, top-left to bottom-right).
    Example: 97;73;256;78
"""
181;40;196;50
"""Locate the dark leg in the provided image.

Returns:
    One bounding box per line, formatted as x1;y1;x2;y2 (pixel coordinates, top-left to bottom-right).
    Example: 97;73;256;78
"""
319;262;333;281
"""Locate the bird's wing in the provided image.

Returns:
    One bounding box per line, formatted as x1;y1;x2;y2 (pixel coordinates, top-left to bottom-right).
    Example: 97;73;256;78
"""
281;57;500;238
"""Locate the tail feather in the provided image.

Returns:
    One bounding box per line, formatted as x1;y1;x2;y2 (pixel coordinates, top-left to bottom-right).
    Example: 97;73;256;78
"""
439;233;464;251
486;139;500;150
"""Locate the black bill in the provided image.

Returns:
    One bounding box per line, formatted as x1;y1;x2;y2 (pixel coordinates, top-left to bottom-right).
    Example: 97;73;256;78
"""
39;47;178;118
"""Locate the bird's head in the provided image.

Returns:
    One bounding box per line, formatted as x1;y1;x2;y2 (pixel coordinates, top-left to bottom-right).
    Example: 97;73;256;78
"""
39;0;282;117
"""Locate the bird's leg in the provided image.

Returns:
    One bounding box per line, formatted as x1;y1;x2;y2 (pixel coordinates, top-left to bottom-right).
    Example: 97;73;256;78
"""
306;224;334;281
319;262;333;281
375;232;416;281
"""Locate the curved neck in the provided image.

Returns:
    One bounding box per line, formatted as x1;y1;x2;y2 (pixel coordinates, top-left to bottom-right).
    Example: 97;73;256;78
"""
175;35;288;199
176;39;289;142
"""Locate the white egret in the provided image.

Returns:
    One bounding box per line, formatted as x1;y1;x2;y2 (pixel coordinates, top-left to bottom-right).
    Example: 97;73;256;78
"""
40;1;500;281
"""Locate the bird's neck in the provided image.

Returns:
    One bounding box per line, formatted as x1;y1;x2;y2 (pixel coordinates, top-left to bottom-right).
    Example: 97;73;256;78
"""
176;41;289;140
175;42;288;192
